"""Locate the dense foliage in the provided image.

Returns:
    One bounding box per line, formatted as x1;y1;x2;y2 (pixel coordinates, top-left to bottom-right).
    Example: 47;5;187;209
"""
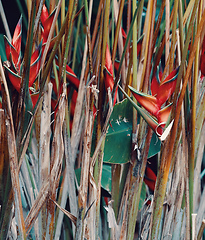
0;0;204;239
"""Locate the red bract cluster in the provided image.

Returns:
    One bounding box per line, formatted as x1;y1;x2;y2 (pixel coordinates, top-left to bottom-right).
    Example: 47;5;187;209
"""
129;66;179;136
40;5;80;128
4;17;41;98
2;5;80;128
104;28;142;107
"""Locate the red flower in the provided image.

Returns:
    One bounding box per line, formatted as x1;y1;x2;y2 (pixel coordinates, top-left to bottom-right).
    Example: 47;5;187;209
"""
129;66;179;136
104;44;118;106
4;16;42;105
200;36;205;79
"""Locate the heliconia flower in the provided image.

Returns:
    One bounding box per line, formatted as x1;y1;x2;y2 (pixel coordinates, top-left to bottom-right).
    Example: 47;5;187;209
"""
144;166;157;192
130;98;159;132
28;42;42;87
4;43;42;93
121;27;127;47
128;67;179;137
128;86;159;116
54;59;80;90
11;16;22;55
4;17;22;72
151;66;162;96
65;64;80;90
50;59;80;130
4;65;22;92
70;89;78;117
104;44;118;105
156;67;179;106
200;36;205;78
120;27;143;57
4;16;42;100
40;4;49;27
30;90;39;107
104;44;114;90
40;5;56;43
157;103;172;124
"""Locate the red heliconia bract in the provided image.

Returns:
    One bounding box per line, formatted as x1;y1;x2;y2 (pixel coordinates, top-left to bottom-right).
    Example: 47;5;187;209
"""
30;92;39;107
104;44;118;105
120;27;142;56
151;66;162;96
40;5;56;43
39;4;81;126
144;166;157;192
4;15;42;97
104;44;114;90
4;17;22;72
29;43;42;88
200;36;205;77
130;89;159;117
4;66;22;92
40;4;49;27
12;16;22;56
156;67;178;106
157;103;172;124
129;67;179;136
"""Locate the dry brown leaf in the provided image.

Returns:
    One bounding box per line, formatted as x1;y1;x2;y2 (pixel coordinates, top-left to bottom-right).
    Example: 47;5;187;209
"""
50;198;77;225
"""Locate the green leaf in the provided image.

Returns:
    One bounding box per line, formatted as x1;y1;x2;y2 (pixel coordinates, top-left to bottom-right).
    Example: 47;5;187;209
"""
139;182;147;210
100;164;112;194
103;98;133;164
148;133;161;158
0;34;7;62
103;98;161;163
75;164;111;194
118;85;159;133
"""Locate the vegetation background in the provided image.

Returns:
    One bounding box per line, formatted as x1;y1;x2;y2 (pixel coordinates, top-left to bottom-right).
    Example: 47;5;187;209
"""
0;0;204;239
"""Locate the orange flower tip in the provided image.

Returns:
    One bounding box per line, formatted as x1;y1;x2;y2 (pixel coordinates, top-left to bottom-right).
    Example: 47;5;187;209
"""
12;16;22;55
41;5;49;27
156;67;179;106
157;103;172;124
41;6;56;40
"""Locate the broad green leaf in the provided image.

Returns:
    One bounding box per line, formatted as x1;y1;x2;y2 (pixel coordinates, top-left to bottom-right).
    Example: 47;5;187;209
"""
100;164;112;194
103;98;133;164
148;133;161;158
